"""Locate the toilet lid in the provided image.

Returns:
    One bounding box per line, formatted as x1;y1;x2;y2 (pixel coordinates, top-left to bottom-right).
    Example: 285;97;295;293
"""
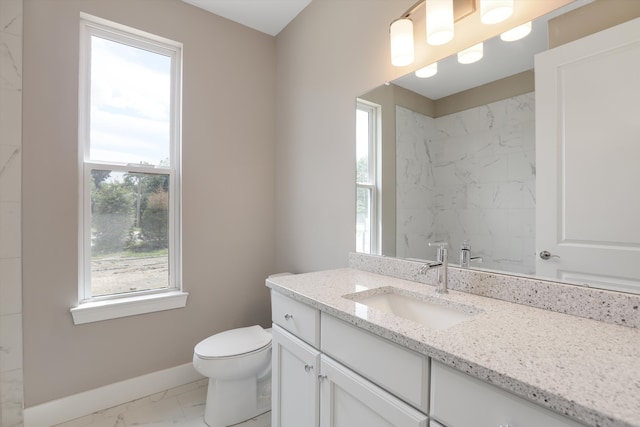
195;325;271;359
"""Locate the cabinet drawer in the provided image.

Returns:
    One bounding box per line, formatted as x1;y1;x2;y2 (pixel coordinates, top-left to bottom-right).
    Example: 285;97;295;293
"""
431;361;586;427
320;355;428;427
321;313;429;412
271;291;320;347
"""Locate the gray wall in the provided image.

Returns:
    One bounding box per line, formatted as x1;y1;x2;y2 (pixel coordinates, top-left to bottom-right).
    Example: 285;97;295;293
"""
274;0;414;273
22;0;276;406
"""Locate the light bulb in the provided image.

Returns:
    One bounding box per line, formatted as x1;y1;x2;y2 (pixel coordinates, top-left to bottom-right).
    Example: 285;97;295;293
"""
415;63;438;78
458;43;483;64
426;0;454;46
500;21;532;42
480;0;514;25
390;18;414;66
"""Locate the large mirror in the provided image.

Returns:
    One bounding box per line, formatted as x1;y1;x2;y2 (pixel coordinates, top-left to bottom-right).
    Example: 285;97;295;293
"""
356;0;640;294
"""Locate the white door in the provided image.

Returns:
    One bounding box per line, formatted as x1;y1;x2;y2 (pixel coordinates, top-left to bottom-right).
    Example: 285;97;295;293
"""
271;324;321;427
319;356;428;427
535;17;640;292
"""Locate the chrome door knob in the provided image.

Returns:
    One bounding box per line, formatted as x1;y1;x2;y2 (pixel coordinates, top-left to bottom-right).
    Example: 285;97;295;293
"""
539;250;560;260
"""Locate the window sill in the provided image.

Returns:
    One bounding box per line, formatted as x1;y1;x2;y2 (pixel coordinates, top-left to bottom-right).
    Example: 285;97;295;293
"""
70;291;189;325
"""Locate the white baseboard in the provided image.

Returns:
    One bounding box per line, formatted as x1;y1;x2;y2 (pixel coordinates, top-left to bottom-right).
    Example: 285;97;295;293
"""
23;362;204;427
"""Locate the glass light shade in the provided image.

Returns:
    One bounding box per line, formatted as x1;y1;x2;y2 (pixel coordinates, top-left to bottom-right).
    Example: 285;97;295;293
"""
500;21;532;41
458;43;483;64
390;18;415;66
415;63;438;78
480;0;514;24
426;0;454;46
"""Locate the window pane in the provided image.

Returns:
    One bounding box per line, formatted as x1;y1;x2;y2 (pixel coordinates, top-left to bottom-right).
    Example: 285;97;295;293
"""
356;186;372;254
90;170;170;297
356;109;370;183
90;36;171;166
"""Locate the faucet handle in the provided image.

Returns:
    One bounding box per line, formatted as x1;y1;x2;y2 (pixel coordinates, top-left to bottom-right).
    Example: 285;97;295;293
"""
428;241;448;249
428;241;448;262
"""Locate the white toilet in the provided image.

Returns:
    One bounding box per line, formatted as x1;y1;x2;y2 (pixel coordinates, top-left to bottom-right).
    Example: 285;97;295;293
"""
193;325;272;427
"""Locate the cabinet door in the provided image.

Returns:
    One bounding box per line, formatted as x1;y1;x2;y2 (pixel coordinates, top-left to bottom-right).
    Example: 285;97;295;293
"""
272;324;320;427
320;356;428;427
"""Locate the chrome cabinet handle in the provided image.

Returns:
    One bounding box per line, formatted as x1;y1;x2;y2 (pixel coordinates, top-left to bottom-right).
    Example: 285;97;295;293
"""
539;250;560;260
284;313;293;320
304;364;313;373
318;374;327;381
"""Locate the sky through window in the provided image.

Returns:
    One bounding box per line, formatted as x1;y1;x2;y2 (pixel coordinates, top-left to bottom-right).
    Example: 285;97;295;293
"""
90;36;171;166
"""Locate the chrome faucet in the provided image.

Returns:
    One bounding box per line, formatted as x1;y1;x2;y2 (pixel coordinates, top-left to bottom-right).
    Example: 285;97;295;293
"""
419;241;448;294
459;240;483;268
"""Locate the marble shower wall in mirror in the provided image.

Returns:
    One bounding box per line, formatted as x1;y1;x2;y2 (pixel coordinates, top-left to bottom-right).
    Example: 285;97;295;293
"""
396;93;536;274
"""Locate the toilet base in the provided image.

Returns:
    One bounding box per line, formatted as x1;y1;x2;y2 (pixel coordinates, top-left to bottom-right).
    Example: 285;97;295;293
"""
203;376;271;427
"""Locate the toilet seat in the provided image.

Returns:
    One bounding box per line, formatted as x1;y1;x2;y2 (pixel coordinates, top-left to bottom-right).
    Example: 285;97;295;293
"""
195;325;271;360
195;342;271;361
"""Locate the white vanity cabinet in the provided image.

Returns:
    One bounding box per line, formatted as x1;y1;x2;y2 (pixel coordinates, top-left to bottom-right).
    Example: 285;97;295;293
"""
271;292;322;426
272;324;320;427
271;291;587;427
271;292;428;427
430;361;586;427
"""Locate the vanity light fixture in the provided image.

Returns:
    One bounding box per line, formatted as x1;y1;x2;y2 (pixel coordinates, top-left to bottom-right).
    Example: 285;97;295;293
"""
415;62;438;78
426;0;454;46
480;0;513;24
390;0;499;66
390;18;415;66
500;21;532;41
458;42;483;64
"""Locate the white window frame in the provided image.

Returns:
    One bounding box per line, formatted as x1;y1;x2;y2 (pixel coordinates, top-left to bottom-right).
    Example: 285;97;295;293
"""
356;99;381;255
71;13;186;325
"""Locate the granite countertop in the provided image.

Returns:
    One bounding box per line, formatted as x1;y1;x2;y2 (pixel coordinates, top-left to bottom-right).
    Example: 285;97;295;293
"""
266;268;640;427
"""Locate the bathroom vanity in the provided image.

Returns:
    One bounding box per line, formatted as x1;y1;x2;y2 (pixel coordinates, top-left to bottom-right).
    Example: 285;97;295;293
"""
267;264;640;427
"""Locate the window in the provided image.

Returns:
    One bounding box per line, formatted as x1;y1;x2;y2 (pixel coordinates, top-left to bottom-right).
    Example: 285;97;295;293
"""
72;14;186;324
356;100;380;254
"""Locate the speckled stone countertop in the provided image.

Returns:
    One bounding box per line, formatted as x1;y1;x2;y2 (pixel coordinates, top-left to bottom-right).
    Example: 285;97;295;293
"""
266;268;640;427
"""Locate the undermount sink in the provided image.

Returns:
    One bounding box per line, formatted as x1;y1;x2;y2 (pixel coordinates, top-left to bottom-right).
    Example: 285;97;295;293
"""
344;287;479;330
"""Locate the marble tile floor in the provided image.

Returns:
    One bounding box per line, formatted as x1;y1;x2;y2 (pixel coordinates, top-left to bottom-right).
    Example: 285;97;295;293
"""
53;379;271;427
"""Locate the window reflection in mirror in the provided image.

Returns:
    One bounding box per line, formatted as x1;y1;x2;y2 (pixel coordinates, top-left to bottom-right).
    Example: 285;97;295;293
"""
356;100;380;254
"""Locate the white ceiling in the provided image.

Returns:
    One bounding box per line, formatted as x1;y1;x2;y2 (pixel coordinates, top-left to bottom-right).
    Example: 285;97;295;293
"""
181;0;312;36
